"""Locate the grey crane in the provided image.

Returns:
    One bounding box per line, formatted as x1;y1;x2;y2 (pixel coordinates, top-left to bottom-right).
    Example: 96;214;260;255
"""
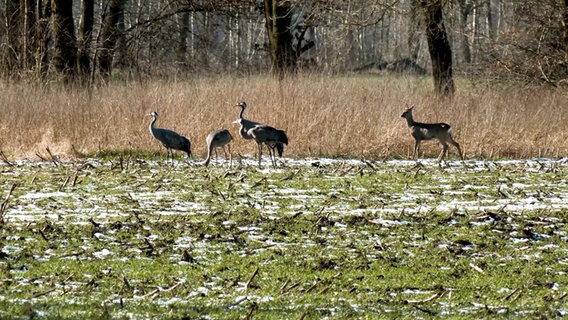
401;106;464;161
203;129;233;167
233;101;287;165
147;111;191;161
247;124;289;167
233;101;262;140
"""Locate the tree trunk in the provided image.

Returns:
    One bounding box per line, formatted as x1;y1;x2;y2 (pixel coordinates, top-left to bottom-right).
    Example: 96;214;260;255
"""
177;11;190;68
5;0;21;76
51;0;77;78
563;0;568;60
115;3;126;69
98;0;125;76
421;0;455;97
23;0;37;70
486;0;496;40
78;0;94;76
36;0;51;78
264;0;297;76
408;0;422;63
457;0;472;64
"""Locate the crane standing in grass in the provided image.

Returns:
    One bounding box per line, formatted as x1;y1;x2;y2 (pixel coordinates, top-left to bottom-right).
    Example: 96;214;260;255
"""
147;111;191;161
247;124;288;167
233;101;288;166
203;129;233;167
233;101;262;140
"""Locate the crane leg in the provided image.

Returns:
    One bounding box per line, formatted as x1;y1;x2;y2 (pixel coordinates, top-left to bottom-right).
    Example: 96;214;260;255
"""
269;146;276;167
226;145;232;168
257;142;263;167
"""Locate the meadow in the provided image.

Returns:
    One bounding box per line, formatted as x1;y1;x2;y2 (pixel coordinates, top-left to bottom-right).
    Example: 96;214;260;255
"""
0;75;567;160
0;157;566;319
0;76;567;319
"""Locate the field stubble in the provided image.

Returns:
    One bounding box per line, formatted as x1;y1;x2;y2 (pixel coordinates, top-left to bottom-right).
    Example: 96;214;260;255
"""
0;157;566;318
0;75;567;161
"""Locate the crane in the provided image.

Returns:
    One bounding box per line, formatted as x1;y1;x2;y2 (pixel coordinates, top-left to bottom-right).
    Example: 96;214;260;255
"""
203;129;233;166
233;101;262;140
147;111;191;161
233;101;287;166
247;124;288;167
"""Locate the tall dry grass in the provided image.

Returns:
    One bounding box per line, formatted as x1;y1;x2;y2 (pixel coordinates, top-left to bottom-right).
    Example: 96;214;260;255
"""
0;75;567;160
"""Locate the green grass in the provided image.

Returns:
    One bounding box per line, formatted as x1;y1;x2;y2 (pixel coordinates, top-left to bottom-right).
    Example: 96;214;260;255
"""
0;157;566;319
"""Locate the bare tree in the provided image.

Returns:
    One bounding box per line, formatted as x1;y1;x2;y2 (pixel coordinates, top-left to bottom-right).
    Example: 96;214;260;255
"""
264;0;297;75
78;0;94;76
488;1;568;84
0;0;564;86
36;0;52;78
23;0;37;70
486;0;496;40
177;11;190;68
263;0;315;76
421;0;455;96
455;0;473;64
98;0;126;76
51;0;78;78
4;0;22;76
563;0;568;60
408;0;423;63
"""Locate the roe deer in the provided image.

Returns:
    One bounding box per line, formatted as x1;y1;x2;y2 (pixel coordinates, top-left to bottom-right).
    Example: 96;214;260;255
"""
401;106;464;161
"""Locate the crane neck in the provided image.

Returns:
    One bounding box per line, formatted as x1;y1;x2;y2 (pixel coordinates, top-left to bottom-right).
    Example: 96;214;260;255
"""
238;106;245;119
149;115;157;132
237;119;253;139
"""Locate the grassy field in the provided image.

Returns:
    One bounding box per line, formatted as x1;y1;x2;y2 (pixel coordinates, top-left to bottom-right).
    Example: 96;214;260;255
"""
0;75;567;160
0;157;566;319
0;76;566;318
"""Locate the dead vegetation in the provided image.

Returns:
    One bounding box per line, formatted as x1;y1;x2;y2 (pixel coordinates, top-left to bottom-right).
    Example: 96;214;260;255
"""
0;75;566;160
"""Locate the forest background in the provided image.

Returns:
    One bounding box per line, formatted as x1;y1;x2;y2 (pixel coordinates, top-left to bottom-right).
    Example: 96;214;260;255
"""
0;0;567;160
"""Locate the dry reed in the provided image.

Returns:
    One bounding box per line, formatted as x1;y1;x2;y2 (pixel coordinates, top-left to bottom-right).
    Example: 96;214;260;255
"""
0;75;566;160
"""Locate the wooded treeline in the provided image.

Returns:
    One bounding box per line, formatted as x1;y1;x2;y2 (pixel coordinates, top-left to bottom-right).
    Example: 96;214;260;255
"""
1;0;568;89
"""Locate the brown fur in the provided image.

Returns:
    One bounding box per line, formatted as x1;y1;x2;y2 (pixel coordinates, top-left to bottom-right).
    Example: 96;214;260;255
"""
401;106;464;161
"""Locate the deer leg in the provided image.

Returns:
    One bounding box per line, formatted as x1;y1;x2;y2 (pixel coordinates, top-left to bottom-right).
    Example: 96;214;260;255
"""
438;143;449;162
413;140;420;159
448;135;464;160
